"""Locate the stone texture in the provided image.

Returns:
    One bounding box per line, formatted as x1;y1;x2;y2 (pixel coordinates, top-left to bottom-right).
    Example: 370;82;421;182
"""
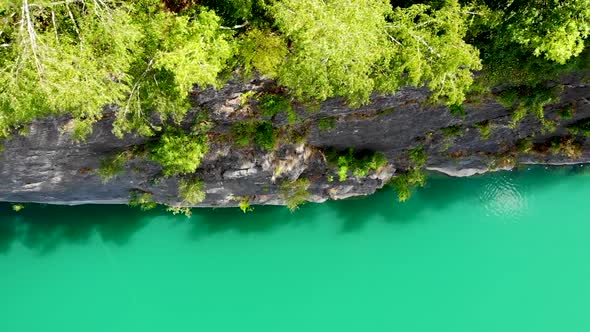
0;72;589;207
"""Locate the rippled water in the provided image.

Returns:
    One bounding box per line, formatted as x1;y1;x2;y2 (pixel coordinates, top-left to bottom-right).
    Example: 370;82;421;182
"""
1;166;590;332
480;172;528;219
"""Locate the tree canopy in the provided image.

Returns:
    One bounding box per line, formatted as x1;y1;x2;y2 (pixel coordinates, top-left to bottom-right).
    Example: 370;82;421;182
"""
0;0;588;143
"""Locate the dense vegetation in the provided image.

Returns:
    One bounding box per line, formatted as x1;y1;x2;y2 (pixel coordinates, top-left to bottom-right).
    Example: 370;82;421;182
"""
1;0;589;208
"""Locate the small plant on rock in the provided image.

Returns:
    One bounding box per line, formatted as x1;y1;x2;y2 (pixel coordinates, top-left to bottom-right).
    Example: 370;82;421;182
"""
129;191;157;211
280;178;310;212
475;121;492;140
150;129;209;176
239;197;254;213
98;151;130;183
178;178;206;204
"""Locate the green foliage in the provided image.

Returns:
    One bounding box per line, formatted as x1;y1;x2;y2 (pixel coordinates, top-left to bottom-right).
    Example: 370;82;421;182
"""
516;138;533;154
496;85;557;128
231;121;277;150
0;1;141;140
11;204;24;212
441;125;463;138
393;168;426;202
558;105;575;120
129;191;157;211
270;0;392;104
318;117;337;132
568;119;590;137
499;0;590;64
476;121;492;140
393;146;427;202
382;1;482;105
238;197;254;213
238;28;287;78
1;0;587;147
449;104;465;117
280;178;310;212
150;129;209;176
178;178;206;204
271;0;481;105
326;148;388;182
97;152;130;183
166;205;193;218
469;1;590;90
0;1;233;141
409;146;427;167
258;94;296;123
113;4;234;137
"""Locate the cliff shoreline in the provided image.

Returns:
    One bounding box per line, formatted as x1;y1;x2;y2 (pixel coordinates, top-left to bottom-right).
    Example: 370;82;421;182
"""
1;72;589;207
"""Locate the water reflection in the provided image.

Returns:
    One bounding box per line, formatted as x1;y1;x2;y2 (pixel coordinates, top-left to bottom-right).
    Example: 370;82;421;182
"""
0;166;584;254
0;204;149;254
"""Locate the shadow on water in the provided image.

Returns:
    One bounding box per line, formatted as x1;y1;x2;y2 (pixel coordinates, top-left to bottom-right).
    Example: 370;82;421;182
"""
0;204;152;255
0;165;587;254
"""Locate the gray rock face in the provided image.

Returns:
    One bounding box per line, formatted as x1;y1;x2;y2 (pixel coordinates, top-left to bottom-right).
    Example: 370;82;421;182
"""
1;72;589;207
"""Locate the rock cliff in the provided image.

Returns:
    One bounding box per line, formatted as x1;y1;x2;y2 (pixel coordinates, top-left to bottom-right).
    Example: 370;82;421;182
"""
1;71;589;207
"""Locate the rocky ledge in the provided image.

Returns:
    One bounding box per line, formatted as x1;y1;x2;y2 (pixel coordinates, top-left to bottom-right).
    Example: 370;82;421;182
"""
1;72;589;208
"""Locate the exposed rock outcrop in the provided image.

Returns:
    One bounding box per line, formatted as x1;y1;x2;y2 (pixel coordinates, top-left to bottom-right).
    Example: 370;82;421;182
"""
1;71;589;207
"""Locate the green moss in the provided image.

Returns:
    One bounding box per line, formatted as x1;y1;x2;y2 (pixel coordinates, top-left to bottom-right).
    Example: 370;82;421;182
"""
259;94;292;117
280;178;310;212
318;117;337;132
558;105;575;119
449;104;465;117
258;93;298;123
441;125;463;138
567;119;590;137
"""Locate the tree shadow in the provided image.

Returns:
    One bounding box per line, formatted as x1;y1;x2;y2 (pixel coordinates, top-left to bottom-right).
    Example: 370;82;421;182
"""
0;204;154;255
0;165;584;255
327;165;587;233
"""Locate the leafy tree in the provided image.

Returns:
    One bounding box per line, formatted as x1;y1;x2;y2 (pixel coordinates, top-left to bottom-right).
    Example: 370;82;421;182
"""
270;0;393;104
497;0;590;64
113;1;234;137
0;0;233;141
380;0;482;105
0;0;141;140
467;0;590;88
238;28;287;78
271;0;481;105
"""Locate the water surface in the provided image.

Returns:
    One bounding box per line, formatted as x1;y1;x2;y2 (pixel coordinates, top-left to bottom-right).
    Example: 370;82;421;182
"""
1;167;590;331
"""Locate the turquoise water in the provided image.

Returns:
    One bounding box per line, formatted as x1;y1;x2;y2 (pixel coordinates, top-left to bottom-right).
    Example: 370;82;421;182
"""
2;167;590;331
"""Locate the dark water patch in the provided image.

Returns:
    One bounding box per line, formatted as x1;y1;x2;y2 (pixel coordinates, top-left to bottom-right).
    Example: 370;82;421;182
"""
1;165;589;254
